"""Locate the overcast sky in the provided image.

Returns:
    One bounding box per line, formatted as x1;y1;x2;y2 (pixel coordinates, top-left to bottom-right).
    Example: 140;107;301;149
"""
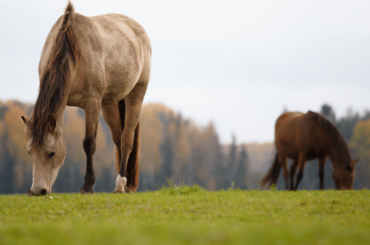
1;0;370;143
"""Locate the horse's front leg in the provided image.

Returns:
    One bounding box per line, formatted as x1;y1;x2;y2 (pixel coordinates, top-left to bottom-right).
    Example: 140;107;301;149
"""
318;157;327;190
294;152;306;190
80;99;101;194
279;155;289;190
289;159;298;190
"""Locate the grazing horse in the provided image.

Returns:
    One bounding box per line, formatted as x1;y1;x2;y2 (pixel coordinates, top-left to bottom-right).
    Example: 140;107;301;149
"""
261;111;357;190
21;1;151;195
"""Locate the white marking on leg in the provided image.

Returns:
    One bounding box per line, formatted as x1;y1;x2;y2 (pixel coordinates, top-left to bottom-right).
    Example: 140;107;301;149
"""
113;174;127;193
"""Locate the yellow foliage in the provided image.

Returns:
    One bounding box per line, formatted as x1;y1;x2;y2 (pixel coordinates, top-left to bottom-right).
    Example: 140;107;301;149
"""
4;104;29;162
4;104;31;187
244;142;274;172
64;107;85;165
171;121;191;180
140;104;164;173
142;103;176;118
189;123;219;188
0;120;5;157
350;119;370;161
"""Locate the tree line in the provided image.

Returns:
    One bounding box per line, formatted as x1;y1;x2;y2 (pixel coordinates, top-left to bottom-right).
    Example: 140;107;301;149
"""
0;100;369;193
0;101;248;193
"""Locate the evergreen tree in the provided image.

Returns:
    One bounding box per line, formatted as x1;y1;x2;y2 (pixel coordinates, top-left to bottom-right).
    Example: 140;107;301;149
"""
320;103;336;123
160;132;173;184
319;103;336;189
225;134;237;188
234;144;248;189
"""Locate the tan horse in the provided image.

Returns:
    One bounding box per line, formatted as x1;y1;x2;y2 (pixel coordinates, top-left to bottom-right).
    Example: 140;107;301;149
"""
261;111;357;190
21;1;151;195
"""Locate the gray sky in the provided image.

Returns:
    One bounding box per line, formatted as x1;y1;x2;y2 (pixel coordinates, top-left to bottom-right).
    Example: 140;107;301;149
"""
1;0;370;143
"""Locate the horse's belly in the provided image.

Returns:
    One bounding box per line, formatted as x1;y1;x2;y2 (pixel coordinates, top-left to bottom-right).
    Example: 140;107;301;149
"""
101;87;128;106
101;78;138;106
101;53;143;106
306;149;326;160
276;136;298;156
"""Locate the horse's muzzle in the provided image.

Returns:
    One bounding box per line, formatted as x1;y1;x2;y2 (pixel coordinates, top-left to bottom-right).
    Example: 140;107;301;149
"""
27;188;48;196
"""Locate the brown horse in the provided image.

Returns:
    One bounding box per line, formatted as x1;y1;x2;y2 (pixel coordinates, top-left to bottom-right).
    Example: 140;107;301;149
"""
261;111;357;190
21;1;151;195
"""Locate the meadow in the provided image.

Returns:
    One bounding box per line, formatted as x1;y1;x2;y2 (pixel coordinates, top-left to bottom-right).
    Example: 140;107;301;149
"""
0;185;369;245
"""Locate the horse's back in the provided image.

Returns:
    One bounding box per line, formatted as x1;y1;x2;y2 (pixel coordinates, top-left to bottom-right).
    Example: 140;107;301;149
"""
72;13;151;75
90;14;150;43
275;112;303;130
275;112;304;158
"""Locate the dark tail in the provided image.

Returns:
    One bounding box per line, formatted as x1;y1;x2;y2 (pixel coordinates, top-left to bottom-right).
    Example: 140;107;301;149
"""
117;99;140;191
260;153;281;188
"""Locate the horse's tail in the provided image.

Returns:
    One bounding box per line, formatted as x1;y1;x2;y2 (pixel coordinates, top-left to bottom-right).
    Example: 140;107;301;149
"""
116;99;140;192
260;152;281;188
30;1;79;149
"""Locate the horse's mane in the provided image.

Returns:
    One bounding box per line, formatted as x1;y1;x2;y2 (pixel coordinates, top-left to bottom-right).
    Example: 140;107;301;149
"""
306;111;350;165
29;1;79;149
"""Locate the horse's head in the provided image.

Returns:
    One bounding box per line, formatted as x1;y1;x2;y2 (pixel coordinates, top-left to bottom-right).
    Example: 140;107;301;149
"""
21;115;66;196
332;159;358;190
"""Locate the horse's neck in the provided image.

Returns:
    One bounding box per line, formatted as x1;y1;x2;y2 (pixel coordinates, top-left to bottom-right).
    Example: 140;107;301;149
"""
328;137;350;166
328;150;341;166
53;85;71;131
55;107;66;129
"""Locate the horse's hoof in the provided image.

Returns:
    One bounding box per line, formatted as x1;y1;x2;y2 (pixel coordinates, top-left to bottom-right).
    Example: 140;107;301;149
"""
113;187;125;194
80;189;94;194
113;175;127;194
112;187;132;194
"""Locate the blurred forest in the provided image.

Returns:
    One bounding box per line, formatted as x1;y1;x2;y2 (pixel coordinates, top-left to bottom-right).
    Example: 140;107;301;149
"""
0;100;369;194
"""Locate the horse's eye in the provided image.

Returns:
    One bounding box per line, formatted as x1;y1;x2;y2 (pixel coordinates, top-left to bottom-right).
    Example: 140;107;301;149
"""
49;152;56;158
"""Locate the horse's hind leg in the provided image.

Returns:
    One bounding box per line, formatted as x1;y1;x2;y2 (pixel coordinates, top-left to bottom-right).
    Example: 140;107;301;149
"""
80;99;101;194
318;157;327;190
113;82;148;193
289;159;298;190
279;155;289;190
101;102;123;170
294;152;307;190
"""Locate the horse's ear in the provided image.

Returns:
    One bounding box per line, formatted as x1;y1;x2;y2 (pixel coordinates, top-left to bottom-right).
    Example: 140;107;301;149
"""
352;159;359;165
21;116;31;129
47;115;56;132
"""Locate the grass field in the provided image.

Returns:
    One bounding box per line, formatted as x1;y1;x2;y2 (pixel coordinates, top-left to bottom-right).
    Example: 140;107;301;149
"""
0;185;369;245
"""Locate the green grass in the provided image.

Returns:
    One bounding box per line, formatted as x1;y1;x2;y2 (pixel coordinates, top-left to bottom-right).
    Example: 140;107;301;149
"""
0;185;369;245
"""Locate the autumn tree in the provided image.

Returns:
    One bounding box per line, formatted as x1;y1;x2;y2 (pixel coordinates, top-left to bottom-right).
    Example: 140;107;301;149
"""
188;122;221;190
4;103;31;190
139;103;164;191
350;119;370;188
